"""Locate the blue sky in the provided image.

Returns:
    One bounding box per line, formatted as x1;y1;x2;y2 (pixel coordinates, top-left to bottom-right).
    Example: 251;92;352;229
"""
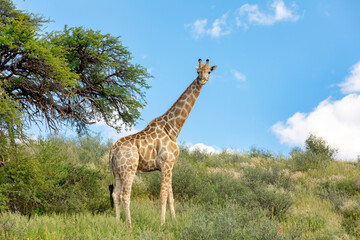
14;0;360;160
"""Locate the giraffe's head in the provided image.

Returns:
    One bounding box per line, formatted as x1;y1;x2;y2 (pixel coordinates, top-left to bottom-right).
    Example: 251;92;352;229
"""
196;59;217;85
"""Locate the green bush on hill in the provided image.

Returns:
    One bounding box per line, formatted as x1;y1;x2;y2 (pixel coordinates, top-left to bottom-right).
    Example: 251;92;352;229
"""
0;136;110;215
289;134;337;171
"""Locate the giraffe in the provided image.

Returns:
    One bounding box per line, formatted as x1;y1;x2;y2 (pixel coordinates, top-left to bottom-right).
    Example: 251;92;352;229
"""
109;59;217;229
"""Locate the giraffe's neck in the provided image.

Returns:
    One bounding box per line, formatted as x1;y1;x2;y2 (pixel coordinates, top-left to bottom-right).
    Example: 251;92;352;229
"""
160;78;203;139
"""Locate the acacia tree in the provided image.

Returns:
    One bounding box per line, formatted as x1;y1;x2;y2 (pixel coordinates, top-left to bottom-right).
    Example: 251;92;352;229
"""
0;0;150;141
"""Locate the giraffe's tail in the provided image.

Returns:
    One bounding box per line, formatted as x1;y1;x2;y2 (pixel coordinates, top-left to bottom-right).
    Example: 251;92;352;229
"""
109;152;114;209
109;184;114;209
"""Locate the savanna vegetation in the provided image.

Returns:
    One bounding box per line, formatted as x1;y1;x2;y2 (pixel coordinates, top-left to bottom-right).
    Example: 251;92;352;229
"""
0;134;360;239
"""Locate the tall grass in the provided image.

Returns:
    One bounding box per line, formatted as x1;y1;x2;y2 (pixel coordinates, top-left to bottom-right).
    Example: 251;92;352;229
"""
0;199;181;240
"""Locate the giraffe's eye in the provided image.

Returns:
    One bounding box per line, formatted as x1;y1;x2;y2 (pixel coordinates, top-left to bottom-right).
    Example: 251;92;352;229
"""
208;72;211;74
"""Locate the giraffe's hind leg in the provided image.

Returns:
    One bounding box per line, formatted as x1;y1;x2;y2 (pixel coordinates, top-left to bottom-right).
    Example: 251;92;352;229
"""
110;155;122;220
120;164;137;229
112;145;139;229
112;173;122;220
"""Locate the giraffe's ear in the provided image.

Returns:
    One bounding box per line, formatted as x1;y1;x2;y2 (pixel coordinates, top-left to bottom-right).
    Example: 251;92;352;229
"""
210;65;217;72
195;66;199;70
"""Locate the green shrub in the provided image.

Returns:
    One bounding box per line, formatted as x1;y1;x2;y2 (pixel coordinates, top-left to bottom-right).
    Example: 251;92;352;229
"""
318;177;360;212
317;185;347;212
341;200;360;237
289;134;337;172
290;151;330;171
178;146;210;165
141;160;213;202
249;146;275;159
45;134;112;165
0;137;110;215
138;171;161;199
0;149;49;215
240;167;294;219
305;134;337;158
335;178;360;196
204;172;255;206
284;212;328;239
178;145;249;168
203;151;249;168
242;166;293;190
77;134;112;164
0;191;9;212
253;186;294;219
172;162;209;201
181;204;285;240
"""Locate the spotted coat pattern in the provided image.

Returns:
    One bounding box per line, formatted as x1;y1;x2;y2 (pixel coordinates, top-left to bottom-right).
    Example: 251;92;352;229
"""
110;59;217;228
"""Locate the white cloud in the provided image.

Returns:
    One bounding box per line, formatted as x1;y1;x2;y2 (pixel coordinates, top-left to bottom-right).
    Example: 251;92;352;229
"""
186;1;300;38
339;61;360;93
273;1;299;21
272;94;360;160
188;143;221;154
233;71;246;81
208;13;232;38
187;14;231;39
236;0;300;28
188;19;208;39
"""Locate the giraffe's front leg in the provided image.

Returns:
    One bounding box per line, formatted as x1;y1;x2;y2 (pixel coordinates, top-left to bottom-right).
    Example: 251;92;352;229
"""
119;155;138;230
167;184;175;219
121;171;136;230
160;161;174;225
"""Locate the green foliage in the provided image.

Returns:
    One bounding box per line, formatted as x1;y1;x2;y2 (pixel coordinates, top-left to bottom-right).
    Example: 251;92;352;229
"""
320;177;360;199
318;177;360;237
317;183;347;212
77;134;112;164
204;172;253;206
284;212;329;239
242;166;293;190
253;186;294;220
1;0;150;134
181;204;285;240
47;25;151;132
290;151;330;171
0;81;25;167
46;134;112;165
249;146;275;159
194;149;249;168
0;136;111;215
0;0;78;87
241;167;294;219
305;134;338;158
289;134;337;171
341;200;360;237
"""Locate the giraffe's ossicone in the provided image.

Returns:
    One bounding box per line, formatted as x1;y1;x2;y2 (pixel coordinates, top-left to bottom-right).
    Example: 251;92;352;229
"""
109;59;217;228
